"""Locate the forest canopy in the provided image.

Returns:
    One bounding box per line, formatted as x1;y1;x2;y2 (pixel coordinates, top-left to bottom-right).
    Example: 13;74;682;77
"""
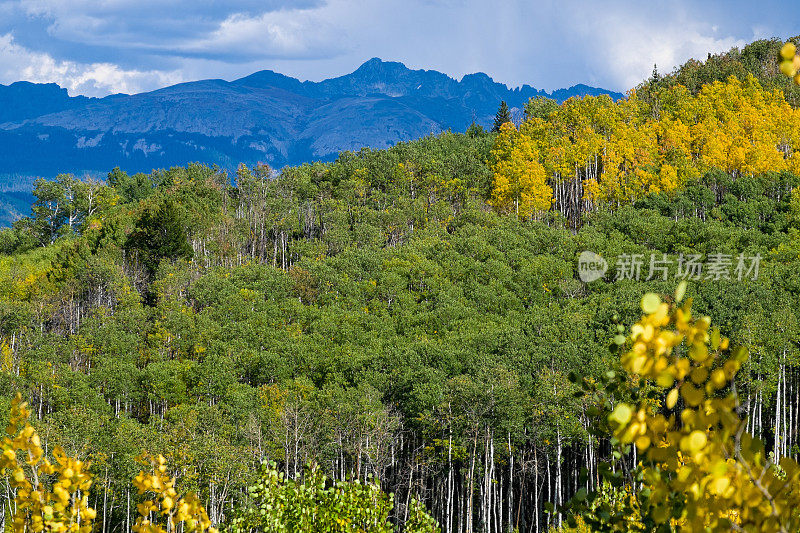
0;36;799;533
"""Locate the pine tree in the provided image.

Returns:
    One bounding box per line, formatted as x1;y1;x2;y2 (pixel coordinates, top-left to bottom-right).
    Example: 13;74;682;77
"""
651;63;660;83
492;101;512;132
125;198;193;276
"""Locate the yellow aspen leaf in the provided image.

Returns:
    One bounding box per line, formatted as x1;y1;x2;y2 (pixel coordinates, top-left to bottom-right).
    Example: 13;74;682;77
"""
666;388;679;409
781;42;796;60
609;403;633;426
641;293;661;314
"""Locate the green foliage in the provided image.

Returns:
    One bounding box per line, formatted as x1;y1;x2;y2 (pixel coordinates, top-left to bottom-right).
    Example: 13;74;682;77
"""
523;96;558;121
465;122;487;138
406;498;441;533
125;199;193;276
230;462;438;533
107;167;154;203
638;35;800;106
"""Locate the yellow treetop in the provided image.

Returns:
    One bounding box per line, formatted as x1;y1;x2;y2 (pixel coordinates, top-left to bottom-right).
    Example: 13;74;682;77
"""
489;122;553;218
489;75;800;217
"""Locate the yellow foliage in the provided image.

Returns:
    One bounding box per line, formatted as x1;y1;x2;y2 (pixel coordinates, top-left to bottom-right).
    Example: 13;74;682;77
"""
489;122;553;218
132;454;217;533
1;394;95;533
0;394;217;533
779;41;800;84
604;287;800;531
489;76;800;215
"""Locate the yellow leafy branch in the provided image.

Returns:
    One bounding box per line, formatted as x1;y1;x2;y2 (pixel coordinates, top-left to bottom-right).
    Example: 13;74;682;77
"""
604;285;800;531
0;394;217;533
2;394;95;533
132;454;217;533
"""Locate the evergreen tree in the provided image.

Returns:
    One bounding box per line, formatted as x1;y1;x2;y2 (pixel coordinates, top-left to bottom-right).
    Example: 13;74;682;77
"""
651;63;660;83
492;100;512;132
125;198;193;277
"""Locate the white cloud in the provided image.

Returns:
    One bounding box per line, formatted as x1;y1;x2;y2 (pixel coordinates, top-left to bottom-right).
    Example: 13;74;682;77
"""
566;4;755;91
0;33;184;96
9;0;329;55
177;7;348;60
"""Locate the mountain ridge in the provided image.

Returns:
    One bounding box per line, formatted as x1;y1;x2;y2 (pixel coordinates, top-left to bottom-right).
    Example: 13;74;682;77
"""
0;58;623;194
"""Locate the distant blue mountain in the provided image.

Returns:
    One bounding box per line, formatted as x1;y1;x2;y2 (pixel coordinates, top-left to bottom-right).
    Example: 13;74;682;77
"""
0;81;92;123
0;58;623;194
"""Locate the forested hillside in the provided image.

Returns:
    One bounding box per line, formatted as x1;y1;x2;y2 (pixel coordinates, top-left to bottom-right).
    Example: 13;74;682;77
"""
2;95;800;532
2;37;800;532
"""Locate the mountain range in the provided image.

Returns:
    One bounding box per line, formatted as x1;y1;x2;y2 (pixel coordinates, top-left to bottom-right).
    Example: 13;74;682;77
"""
0;58;622;223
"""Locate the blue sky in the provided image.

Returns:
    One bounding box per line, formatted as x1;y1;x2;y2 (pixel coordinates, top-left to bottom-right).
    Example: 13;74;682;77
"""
0;0;798;96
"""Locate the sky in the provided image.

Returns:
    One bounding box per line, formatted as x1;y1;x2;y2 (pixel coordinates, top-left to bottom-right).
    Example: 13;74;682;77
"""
0;0;798;97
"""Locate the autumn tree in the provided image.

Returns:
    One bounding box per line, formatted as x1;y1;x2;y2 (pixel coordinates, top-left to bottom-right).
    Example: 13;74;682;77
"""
488;122;552;218
490;74;800;224
523;96;558;121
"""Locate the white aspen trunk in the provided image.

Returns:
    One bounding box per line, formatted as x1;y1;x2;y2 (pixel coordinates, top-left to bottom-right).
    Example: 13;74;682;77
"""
534;447;539;533
405;464;414;524
556;429;562;528
484;429;490;533
508;433;513;533
294;409;299;477
101;472;108;533
759;388;763;436
776;355;784;460
781;361;787;458
489;432;495;533
467;433;477;533
795;366;800;456
546;451;551;530
783;361;789;457
447;430;453;533
788;366;794;456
